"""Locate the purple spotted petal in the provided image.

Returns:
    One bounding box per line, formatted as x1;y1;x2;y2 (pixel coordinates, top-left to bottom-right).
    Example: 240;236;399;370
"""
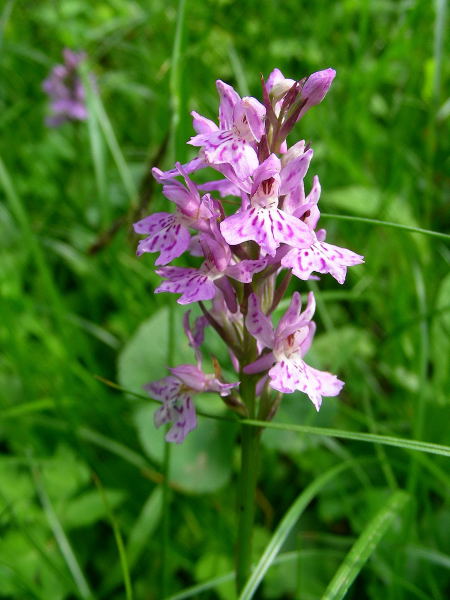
221;207;312;257
282;241;364;284
164;394;197;444
268;356;344;410
144;376;181;402
155;267;217;305
271;210;314;252
245;294;275;348
134;213;191;265
220;208;276;256
190;131;259;181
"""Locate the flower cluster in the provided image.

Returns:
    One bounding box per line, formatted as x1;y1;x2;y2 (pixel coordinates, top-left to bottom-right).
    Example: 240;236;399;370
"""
136;68;364;442
43;49;88;127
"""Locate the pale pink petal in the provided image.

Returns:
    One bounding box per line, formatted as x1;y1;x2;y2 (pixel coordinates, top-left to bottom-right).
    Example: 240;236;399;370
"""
298;68;336;120
243;351;275;374
266;68;285;91
276;291;302;336
251;154;281;195
203;135;259;181
226;258;267;283
213;276;238;313
245;294;275;348
283;181;305;216
188;234;203;256
233;97;266;141
152;157;206;182
299;322;316;356
191;110;219;134
200;229;231;272
217;80;241;129
207;378;240;396
279;149;313;195
197;178;241;197
183;311;207;366
170;365;208;392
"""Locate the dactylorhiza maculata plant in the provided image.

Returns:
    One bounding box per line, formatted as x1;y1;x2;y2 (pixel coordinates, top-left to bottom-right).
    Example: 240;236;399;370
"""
135;67;364;443
42;49;88;127
134;67;364;590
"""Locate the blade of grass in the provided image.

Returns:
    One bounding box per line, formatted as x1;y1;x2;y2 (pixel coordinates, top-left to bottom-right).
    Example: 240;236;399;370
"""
242;419;450;459
86;81;137;208
100;488;163;595
321;490;410;600
93;379;450;459
238;460;357;600
81;68;109;224
29;459;93;599
166;549;344;600
320;212;450;240
127;487;163;568
228;43;250;96
0;155;65;326
92;473;133;600
407;263;429;492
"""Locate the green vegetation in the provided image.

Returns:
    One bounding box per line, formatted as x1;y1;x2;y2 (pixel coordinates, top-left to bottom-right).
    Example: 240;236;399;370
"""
1;0;449;598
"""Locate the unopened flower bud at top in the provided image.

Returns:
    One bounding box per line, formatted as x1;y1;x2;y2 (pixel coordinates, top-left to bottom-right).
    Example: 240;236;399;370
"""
298;68;336;118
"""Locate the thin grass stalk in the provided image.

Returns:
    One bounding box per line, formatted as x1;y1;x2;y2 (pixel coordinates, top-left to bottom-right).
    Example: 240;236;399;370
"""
160;0;187;594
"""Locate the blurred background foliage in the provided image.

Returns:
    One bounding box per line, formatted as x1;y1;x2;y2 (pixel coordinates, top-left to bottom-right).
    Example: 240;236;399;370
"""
0;0;449;598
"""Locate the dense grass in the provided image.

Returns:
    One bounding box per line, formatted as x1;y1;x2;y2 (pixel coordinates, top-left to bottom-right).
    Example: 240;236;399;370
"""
1;0;449;598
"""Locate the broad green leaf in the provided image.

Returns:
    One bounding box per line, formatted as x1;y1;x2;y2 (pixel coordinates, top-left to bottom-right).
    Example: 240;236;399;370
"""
117;306;193;396
133;404;237;494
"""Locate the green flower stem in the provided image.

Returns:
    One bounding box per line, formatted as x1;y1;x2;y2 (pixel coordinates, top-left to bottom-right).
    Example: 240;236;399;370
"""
236;370;261;593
